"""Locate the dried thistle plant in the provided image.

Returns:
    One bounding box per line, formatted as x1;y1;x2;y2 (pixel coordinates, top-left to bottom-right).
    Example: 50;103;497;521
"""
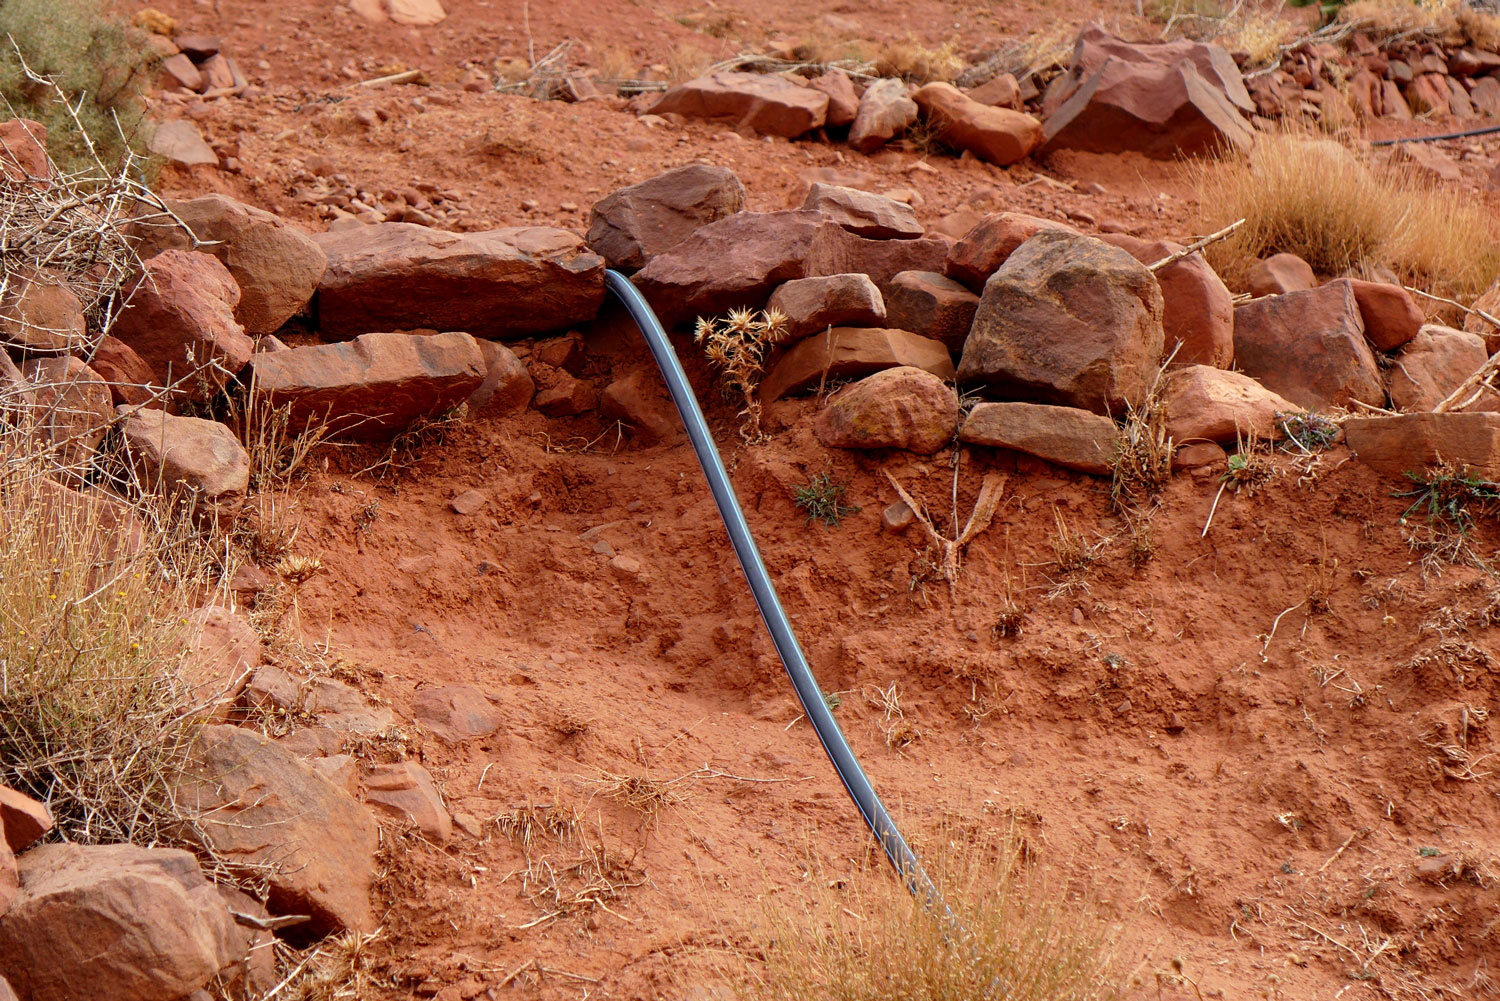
694;306;791;441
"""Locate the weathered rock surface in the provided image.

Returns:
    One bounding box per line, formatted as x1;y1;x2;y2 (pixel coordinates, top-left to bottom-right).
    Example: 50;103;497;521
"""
761;327;954;401
0;843;239;1001
0;267;85;355
243;666;396;735
802;183;922;239
946;212;1082;292
601;366;679;441
249;331;485;439
957;231;1166;414
814;367;958;454
1389;325;1498;413
959;401;1121;474
1102;234;1233;367
466;339;534;415
412;685;504;743
314;223;605;339
648;72;828;138
586;165;746;270
149;119;218;167
1163;365;1300;444
87;336;157;407
20;356;113;472
883;270;980;353
180;604;263;721
1232;282;1384;411
1344;278;1423;352
1246;253;1317;296
129;194;328;335
118;407;250;520
767;273;886;339
808;69;859;126
0;118;48;181
0;785;53;852
1345;412;1500;477
363;761;452;843
111;250;252;398
913;82;1044;165
849;78;917;152
175;724;379;936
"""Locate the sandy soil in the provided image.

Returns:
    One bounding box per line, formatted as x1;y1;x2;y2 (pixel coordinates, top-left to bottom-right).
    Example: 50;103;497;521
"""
130;1;1500;998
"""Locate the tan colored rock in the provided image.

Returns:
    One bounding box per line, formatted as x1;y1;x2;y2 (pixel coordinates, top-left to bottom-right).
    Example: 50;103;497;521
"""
884;270;980;353
814;367;958;454
760;327;955;401
412;685;504;743
387;0;446;25
946;212;1081;292
0;786;53;853
1232;282;1383;412
959;401;1121;474
118;407;249;520
363;761;452;843
648;72;828;138
1345;412;1500;477
1389;325;1498;413
0;843;239;1001
587;165;746;271
1246;253;1315;297
1343;278;1423;352
802;183;922;239
767;273;886;339
1163;365;1300;444
957;231;1165;415
149;119;218;167
180;604;263;721
467;339;534;415
849;78;917;153
0;267;85;355
20;357;113;474
913;82;1044;166
249;331;485;440
174;724;379;935
1102;234;1233;368
313;223;605;340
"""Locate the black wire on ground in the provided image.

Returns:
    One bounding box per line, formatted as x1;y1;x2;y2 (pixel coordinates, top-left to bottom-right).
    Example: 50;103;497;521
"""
602;270;940;905
1369;122;1500;146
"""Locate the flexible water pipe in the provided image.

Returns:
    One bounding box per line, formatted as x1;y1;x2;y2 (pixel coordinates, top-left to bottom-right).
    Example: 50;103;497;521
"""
602;270;939;906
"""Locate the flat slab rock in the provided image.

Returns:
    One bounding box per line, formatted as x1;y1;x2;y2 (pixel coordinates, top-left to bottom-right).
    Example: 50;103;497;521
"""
760;327;954;401
587;164;746;271
249;330;485;440
1344;412;1500;478
648;71;829;138
959;401;1121;475
314;223;605;340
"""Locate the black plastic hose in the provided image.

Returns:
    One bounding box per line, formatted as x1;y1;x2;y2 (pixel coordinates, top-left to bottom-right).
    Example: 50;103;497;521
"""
1369;122;1500;146
603;270;939;906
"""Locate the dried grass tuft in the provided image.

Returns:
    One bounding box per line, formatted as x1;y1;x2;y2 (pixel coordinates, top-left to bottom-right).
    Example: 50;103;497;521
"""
695;306;791;441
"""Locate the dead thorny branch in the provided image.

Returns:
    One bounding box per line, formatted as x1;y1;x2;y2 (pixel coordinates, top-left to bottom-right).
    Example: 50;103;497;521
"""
883;465;1007;592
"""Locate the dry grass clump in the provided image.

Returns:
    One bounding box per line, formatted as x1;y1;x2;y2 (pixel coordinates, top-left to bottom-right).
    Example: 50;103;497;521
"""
873;38;964;84
1338;0;1500;48
695;306;791;441
1111;360;1175;510
742;837;1121;1001
1193;132;1500;296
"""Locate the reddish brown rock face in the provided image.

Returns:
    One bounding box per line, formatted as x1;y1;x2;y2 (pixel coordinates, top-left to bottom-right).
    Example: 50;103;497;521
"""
1232;282;1384;412
814;366;958;454
1163;365;1301;445
913;82;1044;165
648;71;829;138
945;213;1082;293
586;165;746;271
1102;233;1234;368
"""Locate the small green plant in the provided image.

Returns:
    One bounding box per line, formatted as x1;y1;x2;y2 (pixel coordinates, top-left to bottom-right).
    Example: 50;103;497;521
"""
794;471;859;527
1278;411;1339;454
1397;462;1500;535
695;307;791;442
1221;430;1272;493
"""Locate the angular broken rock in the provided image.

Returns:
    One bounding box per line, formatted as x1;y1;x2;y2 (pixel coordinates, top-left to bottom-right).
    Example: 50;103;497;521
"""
112;250;252;400
958;401;1121;475
128;194;328;335
243;665;396;735
814;366;958;455
648;71;828;138
808;69;859;127
802;183;922;239
86;336;157;407
946;212;1082;292
760;327;954;401
313;223;605;340
1163;365;1300;444
118;407;250;521
0;843;239;1001
175;724;379;936
1389;325;1498;413
180;604;263;722
0;266;86;355
412;684;504;743
0;118;48;182
849;77;918;153
249;331;485;440
957;231;1166;415
601;366;680;442
149;119;218;167
466;339;534;415
912;82;1044;166
1231;282;1383;412
767;273;886;339
1101;233;1233;368
0;785;53;853
884;270;980;353
1344;412;1500;477
20;356;113;474
1246;253;1316;297
587;164;747;271
1343;278;1423;352
363;761;452;844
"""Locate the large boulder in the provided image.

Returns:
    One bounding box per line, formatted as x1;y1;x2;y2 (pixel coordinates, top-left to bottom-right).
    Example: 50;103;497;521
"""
958;402;1121;474
957;231;1166;414
946;212;1081;292
0;267;86;355
1041;25;1255;158
118;407;250;520
1345;412;1500;477
883;270;980;353
633;210;947;325
1163;365;1300;444
313;223;605;340
648;71;828;138
174;724;379;936
814;367;958;454
586;165;746;271
849;78;918;153
0;843;239;1001
1389;325;1498;413
128;194;327;335
802;183;922;239
249;330;486;439
761;327;954;401
1101;234;1233;368
110;250;252;399
912;83;1044;166
1232;282;1384;411
767;274;886;339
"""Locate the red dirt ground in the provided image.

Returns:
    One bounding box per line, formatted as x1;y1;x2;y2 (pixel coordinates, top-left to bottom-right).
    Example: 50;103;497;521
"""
133;1;1500;998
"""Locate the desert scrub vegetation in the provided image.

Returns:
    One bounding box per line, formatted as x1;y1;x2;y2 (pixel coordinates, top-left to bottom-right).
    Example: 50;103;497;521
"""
794;470;859;527
695;306;790;441
0;0;155;171
742;836;1121;1001
1191;132;1500;297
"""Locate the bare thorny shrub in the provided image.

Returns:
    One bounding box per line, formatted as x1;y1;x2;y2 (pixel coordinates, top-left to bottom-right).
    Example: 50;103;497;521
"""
695;307;791;442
